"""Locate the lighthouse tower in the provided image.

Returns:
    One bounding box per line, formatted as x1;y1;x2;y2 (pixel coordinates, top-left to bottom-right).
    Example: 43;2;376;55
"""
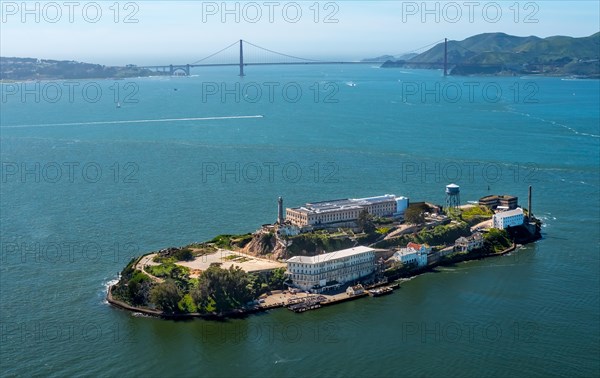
277;196;284;224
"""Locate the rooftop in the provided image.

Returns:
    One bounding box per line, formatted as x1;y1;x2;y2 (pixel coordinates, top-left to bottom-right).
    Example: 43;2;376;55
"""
290;194;399;214
352;194;399;204
456;233;483;243
395;249;418;257
407;242;425;250
480;194;518;200
286;246;375;264
494;208;524;218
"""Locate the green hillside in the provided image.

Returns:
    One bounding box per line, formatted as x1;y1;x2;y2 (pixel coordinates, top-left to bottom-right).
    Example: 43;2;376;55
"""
0;57;167;81
381;32;600;78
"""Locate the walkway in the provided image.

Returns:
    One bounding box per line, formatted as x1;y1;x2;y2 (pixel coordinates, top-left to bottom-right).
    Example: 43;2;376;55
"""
134;254;164;282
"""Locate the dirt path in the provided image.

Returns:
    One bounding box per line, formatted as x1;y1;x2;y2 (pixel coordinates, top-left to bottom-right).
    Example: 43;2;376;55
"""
470;219;492;232
135;254;164;282
384;224;419;239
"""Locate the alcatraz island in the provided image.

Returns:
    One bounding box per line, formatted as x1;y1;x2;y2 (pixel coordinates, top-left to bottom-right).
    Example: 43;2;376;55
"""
107;184;542;318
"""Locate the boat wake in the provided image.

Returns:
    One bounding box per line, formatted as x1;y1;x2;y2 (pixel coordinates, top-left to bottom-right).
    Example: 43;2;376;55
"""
505;109;600;138
1;115;264;128
274;355;303;364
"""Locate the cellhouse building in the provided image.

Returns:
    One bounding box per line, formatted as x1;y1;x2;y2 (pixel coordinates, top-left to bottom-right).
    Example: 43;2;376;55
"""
286;246;376;293
285;194;409;228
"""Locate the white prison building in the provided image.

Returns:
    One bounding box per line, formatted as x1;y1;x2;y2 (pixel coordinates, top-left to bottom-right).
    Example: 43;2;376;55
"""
286;194;408;228
286;246;376;293
492;208;524;229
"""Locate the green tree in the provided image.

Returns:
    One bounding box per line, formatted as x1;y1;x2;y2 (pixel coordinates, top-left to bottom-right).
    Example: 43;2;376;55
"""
404;203;427;225
126;270;152;306
190;279;210;312
357;209;376;234
170;265;189;281
190;265;256;312
268;268;287;290
174;248;193;261
178;294;198;313
484;228;512;253
225;266;254;306
149;280;182;313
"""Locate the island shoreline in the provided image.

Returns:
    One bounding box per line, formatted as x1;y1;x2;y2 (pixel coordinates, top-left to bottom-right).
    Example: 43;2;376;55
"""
106;241;522;320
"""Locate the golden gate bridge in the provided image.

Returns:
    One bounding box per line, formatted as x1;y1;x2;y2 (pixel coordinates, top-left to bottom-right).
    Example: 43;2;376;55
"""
139;38;542;76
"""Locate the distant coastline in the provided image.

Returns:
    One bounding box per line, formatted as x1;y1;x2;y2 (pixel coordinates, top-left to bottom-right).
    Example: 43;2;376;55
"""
5;31;599;81
0;57;169;82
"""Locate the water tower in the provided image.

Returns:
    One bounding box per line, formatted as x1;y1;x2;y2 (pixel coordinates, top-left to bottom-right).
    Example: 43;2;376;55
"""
445;184;460;209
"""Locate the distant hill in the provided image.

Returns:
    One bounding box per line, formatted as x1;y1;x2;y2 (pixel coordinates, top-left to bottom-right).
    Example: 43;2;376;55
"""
361;55;396;62
381;32;600;78
362;53;418;62
0;57;166;81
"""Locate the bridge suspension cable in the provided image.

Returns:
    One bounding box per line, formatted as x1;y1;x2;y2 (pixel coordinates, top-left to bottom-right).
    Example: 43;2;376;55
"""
187;38;450;67
141;37;528;76
451;41;479;55
394;39;445;57
189;40;240;65
242;40;322;62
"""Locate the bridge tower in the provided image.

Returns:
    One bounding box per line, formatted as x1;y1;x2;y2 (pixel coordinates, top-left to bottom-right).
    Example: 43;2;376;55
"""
239;39;245;77
443;38;448;76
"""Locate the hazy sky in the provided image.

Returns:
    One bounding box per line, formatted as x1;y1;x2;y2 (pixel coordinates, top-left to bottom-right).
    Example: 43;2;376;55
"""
1;0;599;65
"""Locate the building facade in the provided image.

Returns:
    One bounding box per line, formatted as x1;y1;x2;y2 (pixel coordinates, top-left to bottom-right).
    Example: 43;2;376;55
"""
392;242;430;267
492;208;524;229
346;284;365;296
479;195;518;210
394;196;409;217
454;232;484;252
286;194;405;228
286;246;376;293
276;224;300;237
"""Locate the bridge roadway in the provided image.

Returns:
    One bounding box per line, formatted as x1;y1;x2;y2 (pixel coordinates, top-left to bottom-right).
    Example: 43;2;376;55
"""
139;61;445;76
138;39;555;76
139;60;540;76
140;61;388;70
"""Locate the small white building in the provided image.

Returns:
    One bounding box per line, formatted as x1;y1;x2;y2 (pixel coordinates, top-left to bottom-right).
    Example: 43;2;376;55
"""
277;224;300;236
394;196;409;217
346;284;365;296
455;233;484;252
393;242;430;267
492;208;524;229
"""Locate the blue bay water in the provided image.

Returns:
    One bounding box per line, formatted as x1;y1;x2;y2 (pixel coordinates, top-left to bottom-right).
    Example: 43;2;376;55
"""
1;65;599;377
